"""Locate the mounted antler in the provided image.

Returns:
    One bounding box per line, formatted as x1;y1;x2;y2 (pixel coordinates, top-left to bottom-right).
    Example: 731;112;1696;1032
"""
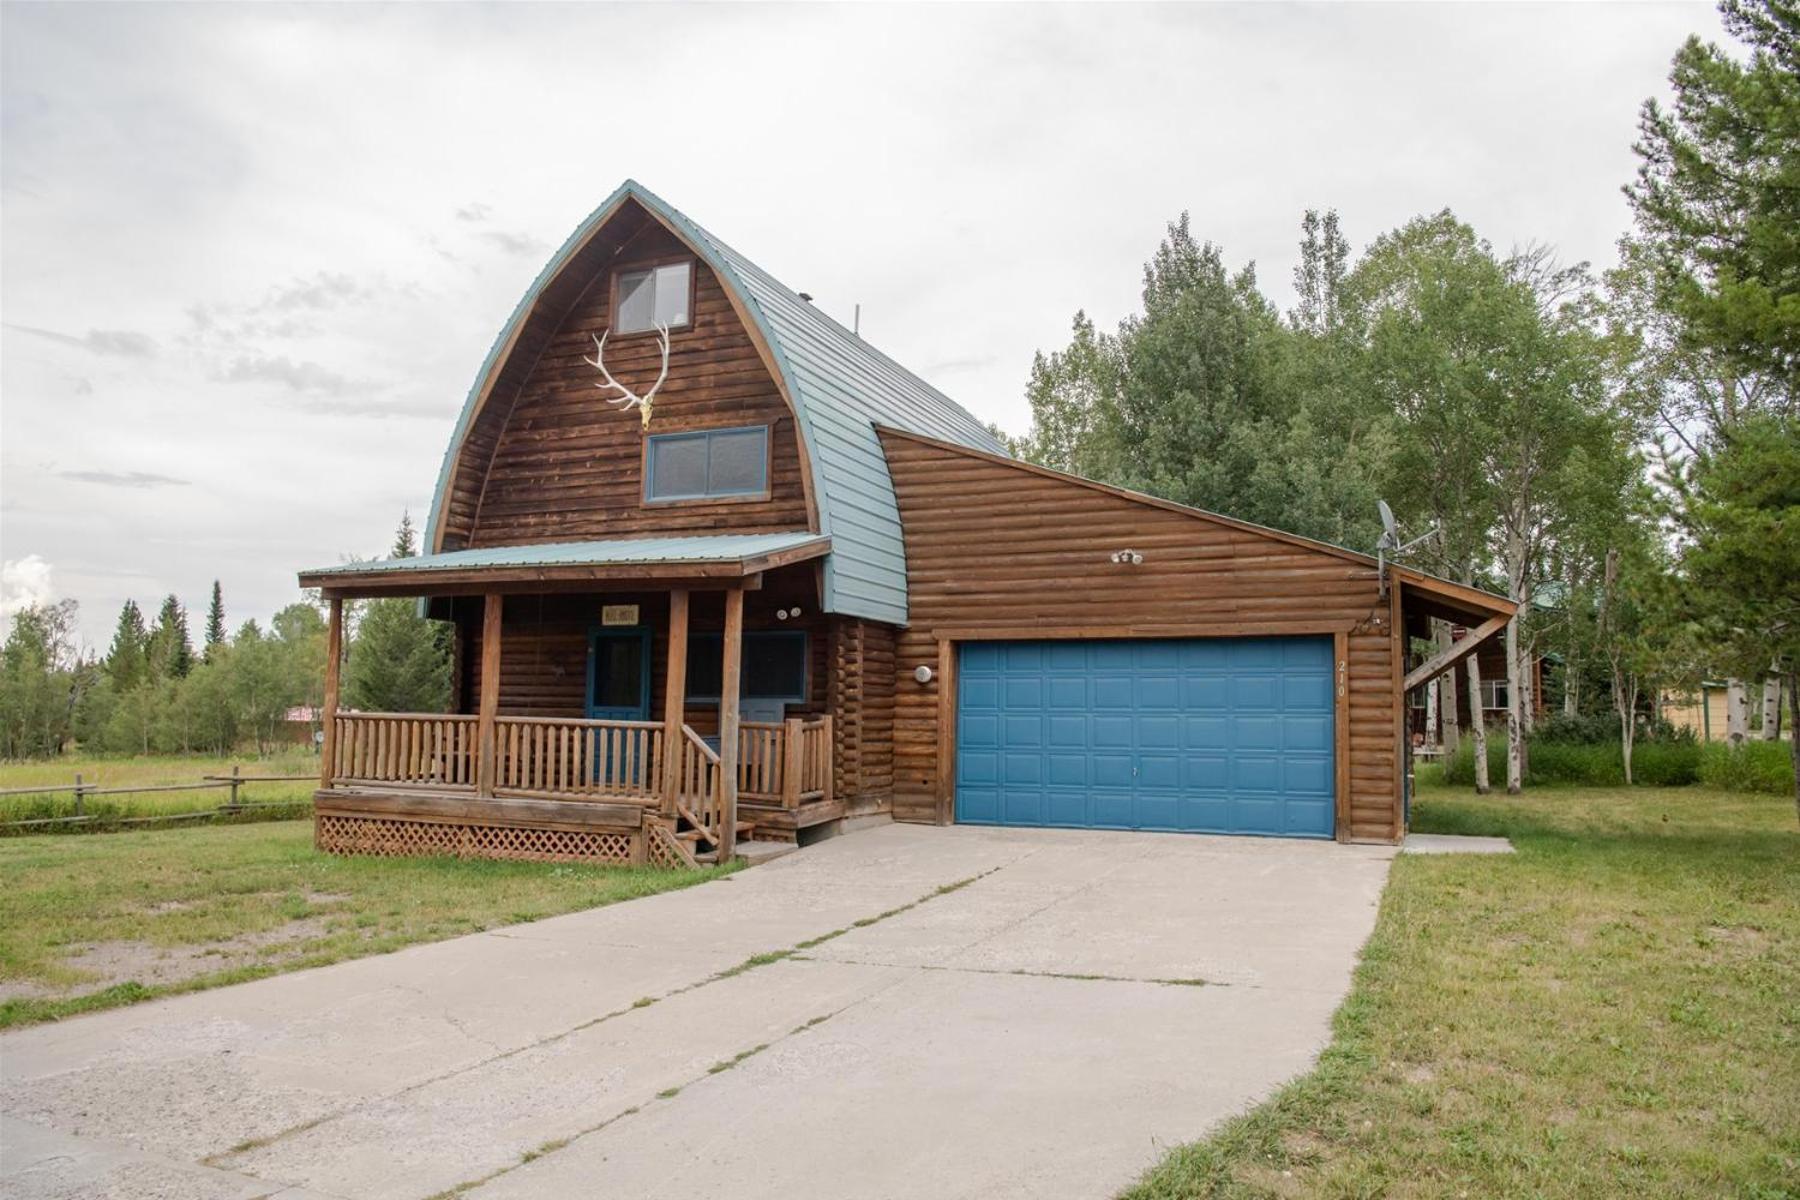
584;323;670;429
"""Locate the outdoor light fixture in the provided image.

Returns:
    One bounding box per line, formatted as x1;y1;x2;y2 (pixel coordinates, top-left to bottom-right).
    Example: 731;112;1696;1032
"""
776;608;790;621
914;665;935;684
1109;549;1144;565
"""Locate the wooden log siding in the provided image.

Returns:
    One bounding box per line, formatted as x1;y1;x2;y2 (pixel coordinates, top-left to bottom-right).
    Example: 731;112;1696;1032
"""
442;220;813;550
827;618;896;809
878;430;1407;844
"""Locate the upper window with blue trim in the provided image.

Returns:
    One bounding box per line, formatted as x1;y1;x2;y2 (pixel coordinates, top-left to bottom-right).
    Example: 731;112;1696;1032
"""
645;425;769;503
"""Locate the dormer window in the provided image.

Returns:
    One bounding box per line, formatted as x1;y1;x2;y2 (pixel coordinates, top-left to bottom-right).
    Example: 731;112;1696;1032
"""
615;260;693;334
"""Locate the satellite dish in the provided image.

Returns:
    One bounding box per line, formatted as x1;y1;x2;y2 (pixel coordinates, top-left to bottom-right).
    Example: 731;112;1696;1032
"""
1376;500;1400;552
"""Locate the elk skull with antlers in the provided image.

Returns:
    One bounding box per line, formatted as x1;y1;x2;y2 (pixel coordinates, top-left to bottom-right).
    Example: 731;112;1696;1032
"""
584;322;670;429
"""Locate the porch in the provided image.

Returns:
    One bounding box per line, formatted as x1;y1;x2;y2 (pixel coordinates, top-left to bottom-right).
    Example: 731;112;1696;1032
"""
300;534;869;868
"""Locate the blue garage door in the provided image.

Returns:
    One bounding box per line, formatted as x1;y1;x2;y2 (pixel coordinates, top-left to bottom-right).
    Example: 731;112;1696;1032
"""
956;638;1335;838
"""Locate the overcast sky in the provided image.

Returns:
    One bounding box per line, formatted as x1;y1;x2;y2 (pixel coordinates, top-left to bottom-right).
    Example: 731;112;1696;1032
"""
1;1;1720;649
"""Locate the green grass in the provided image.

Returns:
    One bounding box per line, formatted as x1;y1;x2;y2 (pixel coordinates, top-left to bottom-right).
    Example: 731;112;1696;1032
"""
1125;783;1800;1199
0;819;731;1028
0;751;321;829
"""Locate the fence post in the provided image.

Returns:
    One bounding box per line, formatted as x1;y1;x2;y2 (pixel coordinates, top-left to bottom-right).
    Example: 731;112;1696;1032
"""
228;764;242;811
74;772;85;818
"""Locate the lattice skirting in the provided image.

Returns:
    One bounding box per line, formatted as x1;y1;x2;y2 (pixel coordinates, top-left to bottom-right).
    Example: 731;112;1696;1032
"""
316;814;668;867
645;819;699;869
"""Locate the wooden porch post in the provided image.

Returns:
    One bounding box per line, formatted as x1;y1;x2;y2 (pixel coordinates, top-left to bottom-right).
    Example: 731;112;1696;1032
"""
781;717;802;809
661;589;690;817
320;595;343;790
476;593;503;798
718;587;744;862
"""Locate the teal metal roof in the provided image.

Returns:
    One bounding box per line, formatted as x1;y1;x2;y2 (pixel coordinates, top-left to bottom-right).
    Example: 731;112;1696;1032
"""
423;180;1004;626
305;532;828;578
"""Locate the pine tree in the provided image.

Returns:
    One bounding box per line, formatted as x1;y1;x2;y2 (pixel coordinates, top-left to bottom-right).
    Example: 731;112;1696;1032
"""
344;514;450;713
147;594;193;679
1628;0;1800;400
204;581;227;660
393;511;419;559
104;600;149;691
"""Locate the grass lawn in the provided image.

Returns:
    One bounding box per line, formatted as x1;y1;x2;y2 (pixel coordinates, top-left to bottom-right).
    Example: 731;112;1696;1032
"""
0;751;321;827
1126;783;1799;1200
0;819;730;1029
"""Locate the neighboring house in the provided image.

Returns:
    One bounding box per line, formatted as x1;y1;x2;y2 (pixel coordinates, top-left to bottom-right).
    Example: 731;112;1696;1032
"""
1408;637;1551;743
1662;683;1731;742
298;181;1514;864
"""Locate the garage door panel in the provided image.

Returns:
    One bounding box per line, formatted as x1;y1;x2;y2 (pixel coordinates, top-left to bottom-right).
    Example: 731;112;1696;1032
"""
1093;716;1134;748
1002;715;1042;746
1093;676;1134;708
1138;753;1181;789
1003;643;1044;670
1044;790;1089;826
1091;789;1134;827
1284;714;1332;752
961;750;999;784
1002;752;1043;785
956;637;1335;840
962;713;1000;749
959;787;999;824
1046;752;1088;787
1092;752;1134;787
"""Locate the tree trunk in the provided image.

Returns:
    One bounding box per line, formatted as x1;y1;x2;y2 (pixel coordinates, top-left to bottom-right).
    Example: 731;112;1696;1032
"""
1467;653;1490;794
1786;671;1799;828
1619;676;1639;786
1761;674;1781;740
1436;621;1461;752
1505;615;1524;794
1726;679;1748;746
1425;677;1440;746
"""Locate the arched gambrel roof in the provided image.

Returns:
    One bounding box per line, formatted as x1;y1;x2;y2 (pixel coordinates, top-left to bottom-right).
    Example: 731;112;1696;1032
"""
424;180;1004;626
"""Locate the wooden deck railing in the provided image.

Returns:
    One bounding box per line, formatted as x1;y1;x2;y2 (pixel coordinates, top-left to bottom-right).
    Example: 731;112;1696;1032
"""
494;716;663;800
324;711;829;815
738;717;833;809
673;725;724;841
330;714;479;789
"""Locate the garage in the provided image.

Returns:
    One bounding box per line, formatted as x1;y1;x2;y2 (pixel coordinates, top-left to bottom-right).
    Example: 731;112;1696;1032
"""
954;637;1336;838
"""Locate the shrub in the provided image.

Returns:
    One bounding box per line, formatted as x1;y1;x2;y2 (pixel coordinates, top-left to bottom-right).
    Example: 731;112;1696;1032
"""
1699;741;1796;795
1436;731;1700;788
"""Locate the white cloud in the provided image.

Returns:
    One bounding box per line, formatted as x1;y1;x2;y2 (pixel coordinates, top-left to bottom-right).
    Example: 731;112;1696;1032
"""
1;556;56;625
0;2;1722;646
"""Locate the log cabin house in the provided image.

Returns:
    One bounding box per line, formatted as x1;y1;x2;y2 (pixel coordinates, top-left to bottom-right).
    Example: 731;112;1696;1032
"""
298;180;1515;866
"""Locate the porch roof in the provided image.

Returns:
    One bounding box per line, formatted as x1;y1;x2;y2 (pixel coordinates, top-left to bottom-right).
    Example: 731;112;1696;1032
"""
299;532;830;596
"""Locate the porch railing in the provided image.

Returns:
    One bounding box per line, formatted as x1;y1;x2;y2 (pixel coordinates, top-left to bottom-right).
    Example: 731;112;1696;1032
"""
494;716;663;800
738;716;833;809
330;713;478;790
324;711;830;813
673;725;724;841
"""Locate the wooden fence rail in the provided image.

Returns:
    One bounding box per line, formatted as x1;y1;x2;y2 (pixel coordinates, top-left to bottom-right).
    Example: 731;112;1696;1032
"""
0;766;317;833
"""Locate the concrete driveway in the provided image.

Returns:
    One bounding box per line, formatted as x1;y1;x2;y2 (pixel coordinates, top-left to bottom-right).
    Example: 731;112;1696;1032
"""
0;824;1393;1200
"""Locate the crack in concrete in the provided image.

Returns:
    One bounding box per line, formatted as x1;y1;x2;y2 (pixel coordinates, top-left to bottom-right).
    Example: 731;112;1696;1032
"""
208;865;1008;1185
786;954;1219;989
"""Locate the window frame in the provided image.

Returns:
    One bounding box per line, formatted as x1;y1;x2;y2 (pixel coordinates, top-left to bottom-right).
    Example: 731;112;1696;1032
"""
609;254;697;337
685;630;810;705
642;423;773;506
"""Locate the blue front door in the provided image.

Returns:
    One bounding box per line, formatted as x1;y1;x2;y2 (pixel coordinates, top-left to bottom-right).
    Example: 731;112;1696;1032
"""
586;628;651;721
955;637;1335;838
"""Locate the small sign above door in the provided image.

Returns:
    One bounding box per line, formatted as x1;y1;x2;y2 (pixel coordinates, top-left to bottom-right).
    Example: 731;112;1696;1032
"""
602;604;640;627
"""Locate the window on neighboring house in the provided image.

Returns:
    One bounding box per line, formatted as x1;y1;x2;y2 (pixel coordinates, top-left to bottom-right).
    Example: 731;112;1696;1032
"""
615;261;692;333
1481;678;1510;710
645;425;769;502
685;632;808;703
